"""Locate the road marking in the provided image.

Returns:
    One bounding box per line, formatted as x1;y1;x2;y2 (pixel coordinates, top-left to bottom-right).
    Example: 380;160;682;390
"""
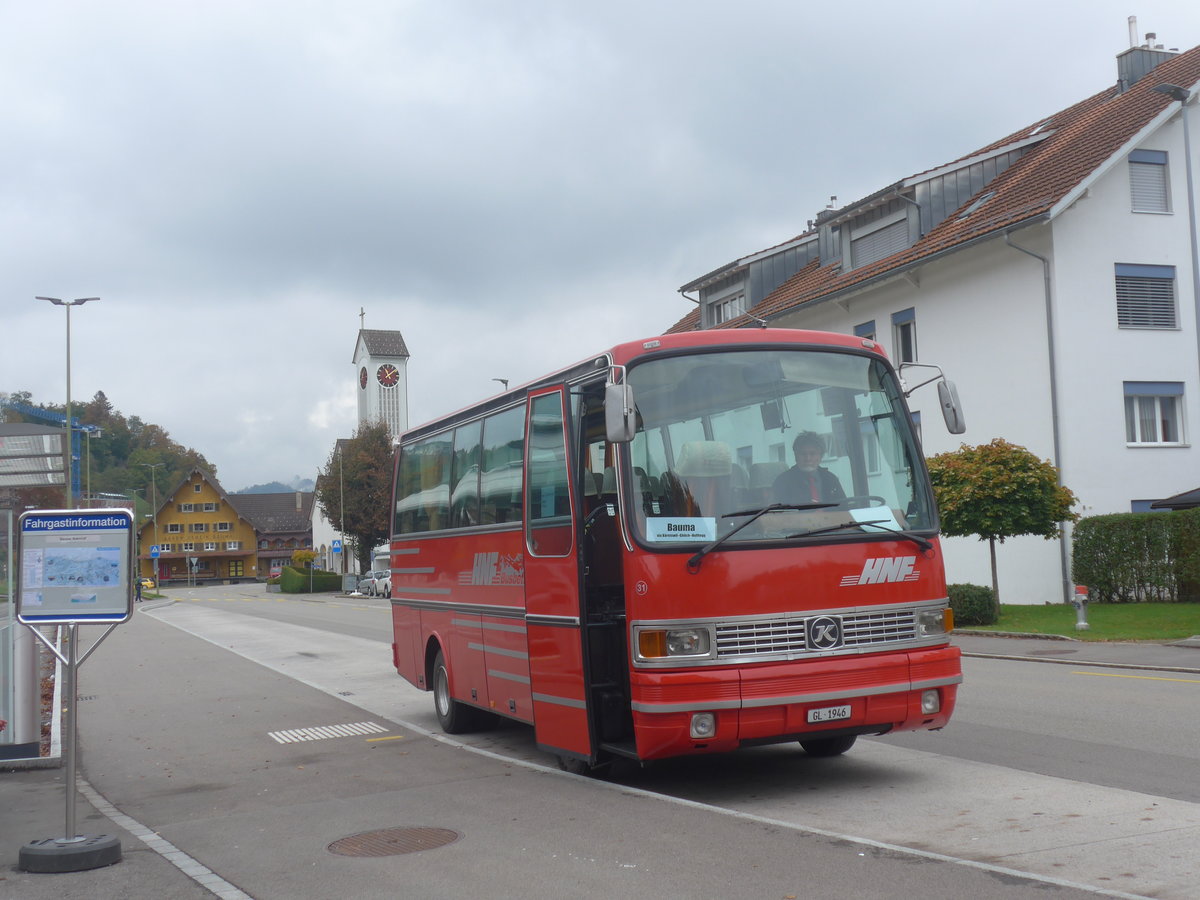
268;721;389;744
366;735;406;743
1073;670;1200;684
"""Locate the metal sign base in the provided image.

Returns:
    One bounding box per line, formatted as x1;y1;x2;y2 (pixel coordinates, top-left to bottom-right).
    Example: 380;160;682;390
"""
19;834;122;873
18;622;122;873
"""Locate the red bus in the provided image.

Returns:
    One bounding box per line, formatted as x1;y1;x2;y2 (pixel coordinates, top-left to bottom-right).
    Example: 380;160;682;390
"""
388;328;964;770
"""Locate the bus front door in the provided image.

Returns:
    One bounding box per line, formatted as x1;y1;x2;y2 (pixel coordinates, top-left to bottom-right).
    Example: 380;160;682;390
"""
523;387;593;761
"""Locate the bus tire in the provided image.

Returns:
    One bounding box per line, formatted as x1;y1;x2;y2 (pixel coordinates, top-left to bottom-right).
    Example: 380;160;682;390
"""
432;650;479;734
800;734;857;757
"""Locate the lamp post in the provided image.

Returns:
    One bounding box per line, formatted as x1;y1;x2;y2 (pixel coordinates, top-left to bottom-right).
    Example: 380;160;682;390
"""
84;429;102;503
36;297;99;509
140;462;164;579
338;443;345;575
1154;84;1200;391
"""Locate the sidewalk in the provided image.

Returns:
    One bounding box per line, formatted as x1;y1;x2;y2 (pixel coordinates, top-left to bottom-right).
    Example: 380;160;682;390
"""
2;609;1192;899
955;629;1200;673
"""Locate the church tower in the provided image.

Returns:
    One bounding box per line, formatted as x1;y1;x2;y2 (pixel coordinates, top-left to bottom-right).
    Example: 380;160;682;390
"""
352;328;410;437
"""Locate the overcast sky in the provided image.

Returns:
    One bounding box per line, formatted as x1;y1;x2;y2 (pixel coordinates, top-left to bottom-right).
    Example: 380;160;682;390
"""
2;1;1195;491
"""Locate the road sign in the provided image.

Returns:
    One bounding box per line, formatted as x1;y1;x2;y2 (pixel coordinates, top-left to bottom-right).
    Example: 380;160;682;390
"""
332;539;342;553
150;544;160;558
16;508;134;624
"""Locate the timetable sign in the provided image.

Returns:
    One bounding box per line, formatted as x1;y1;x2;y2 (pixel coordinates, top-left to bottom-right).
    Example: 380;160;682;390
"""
17;508;135;624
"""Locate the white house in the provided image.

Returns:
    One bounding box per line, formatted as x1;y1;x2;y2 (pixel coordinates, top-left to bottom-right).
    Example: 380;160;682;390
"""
667;37;1200;604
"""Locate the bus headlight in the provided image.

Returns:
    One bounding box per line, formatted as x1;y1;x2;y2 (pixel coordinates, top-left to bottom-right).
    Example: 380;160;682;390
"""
690;713;717;739
917;607;953;636
637;627;712;660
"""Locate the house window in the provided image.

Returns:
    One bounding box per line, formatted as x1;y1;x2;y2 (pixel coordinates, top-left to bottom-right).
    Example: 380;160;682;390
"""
1124;382;1184;444
226;541;241;551
203;502;217;512
203;542;217;552
216;522;231;532
892;308;917;362
190;522;208;533
854;321;876;341
159;543;172;552
851;217;908;269
179;503;194;513
193;483;202;493
708;293;747;326
1116;264;1177;329
181;542;195;552
166;523;182;534
1129;150;1169;213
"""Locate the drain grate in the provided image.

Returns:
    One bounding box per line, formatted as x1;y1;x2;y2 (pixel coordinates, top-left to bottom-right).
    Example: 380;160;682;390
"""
328;827;461;857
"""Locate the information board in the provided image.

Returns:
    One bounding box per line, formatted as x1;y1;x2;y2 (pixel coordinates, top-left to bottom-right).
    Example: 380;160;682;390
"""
17;508;134;624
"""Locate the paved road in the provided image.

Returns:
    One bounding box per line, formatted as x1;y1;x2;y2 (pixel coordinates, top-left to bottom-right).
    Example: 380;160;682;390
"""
159;587;1200;896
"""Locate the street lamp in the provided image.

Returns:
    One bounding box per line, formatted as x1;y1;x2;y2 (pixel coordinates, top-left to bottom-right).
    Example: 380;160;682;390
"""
84;429;102;502
36;296;99;509
1153;84;1200;390
140;463;164;580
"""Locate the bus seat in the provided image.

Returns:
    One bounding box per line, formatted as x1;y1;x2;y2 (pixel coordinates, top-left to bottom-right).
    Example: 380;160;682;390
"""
674;441;733;477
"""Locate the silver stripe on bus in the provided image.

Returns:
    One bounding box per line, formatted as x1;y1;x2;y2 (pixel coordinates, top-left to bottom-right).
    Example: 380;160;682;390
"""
392;548;421;555
390;598;526;619
532;692;587;710
525;614;581;628
469;642;529;660
451;618;483;629
481;621;527;634
397;586;452;595
394;567;435;575
630;675;963;714
489;669;532;685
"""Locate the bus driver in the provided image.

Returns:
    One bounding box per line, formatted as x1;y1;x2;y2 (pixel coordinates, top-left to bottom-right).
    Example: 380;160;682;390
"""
773;431;846;504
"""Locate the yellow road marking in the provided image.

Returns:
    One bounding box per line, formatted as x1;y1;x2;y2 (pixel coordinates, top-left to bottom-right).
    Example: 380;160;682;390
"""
1073;670;1200;684
366;735;406;743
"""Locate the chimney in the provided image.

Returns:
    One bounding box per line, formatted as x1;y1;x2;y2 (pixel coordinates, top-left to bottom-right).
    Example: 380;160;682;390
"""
1116;23;1177;93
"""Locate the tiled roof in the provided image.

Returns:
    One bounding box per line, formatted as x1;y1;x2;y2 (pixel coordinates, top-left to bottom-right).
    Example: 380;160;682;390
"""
228;491;315;534
356;329;409;359
667;44;1200;334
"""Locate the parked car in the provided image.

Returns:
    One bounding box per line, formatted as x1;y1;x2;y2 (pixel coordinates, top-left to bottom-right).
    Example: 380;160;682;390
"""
357;570;388;595
377;573;391;599
269;564;284;578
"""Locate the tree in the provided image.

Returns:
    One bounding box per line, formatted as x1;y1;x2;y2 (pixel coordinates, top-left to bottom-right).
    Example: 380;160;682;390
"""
927;438;1078;611
315;421;393;573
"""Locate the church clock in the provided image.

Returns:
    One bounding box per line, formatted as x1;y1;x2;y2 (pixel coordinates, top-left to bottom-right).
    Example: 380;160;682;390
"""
376;363;400;388
359;366;368;390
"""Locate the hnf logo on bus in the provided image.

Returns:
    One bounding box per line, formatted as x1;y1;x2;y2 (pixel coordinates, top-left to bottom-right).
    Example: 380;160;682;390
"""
841;556;920;587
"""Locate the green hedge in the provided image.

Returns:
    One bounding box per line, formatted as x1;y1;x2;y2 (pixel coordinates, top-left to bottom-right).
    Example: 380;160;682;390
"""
279;566;342;594
1072;508;1200;603
948;583;997;626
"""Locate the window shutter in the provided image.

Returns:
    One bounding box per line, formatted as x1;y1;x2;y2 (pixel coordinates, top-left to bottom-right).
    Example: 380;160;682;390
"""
1130;161;1169;212
852;219;908;268
1116;269;1176;328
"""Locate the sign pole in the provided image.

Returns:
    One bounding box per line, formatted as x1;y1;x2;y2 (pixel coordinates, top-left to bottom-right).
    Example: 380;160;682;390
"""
15;508;132;873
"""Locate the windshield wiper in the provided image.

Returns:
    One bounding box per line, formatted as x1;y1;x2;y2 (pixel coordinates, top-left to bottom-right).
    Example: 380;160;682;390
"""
786;519;933;552
686;502;837;573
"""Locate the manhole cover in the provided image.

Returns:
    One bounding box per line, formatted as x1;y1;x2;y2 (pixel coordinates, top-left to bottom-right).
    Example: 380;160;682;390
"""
328;827;461;857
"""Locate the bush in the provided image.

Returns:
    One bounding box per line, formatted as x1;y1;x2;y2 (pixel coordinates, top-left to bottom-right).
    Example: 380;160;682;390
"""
948;583;998;626
278;565;342;593
1072;508;1200;602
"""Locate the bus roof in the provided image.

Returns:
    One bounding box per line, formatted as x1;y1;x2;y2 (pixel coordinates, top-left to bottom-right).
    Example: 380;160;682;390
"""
399;328;887;444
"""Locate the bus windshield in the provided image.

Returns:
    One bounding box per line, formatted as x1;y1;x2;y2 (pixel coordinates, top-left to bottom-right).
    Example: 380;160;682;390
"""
624;347;934;548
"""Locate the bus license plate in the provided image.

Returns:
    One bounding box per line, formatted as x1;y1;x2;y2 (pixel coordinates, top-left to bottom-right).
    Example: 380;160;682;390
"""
807;704;851;724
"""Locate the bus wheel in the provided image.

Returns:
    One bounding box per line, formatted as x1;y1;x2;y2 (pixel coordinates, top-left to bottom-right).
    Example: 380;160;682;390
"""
432;650;478;734
556;754;592;776
800;734;857;757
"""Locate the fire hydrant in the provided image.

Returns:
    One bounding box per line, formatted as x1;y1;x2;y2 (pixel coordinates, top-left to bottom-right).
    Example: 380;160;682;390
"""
1072;584;1090;631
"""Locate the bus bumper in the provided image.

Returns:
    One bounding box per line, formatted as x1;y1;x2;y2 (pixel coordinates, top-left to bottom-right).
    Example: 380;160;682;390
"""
628;644;961;761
